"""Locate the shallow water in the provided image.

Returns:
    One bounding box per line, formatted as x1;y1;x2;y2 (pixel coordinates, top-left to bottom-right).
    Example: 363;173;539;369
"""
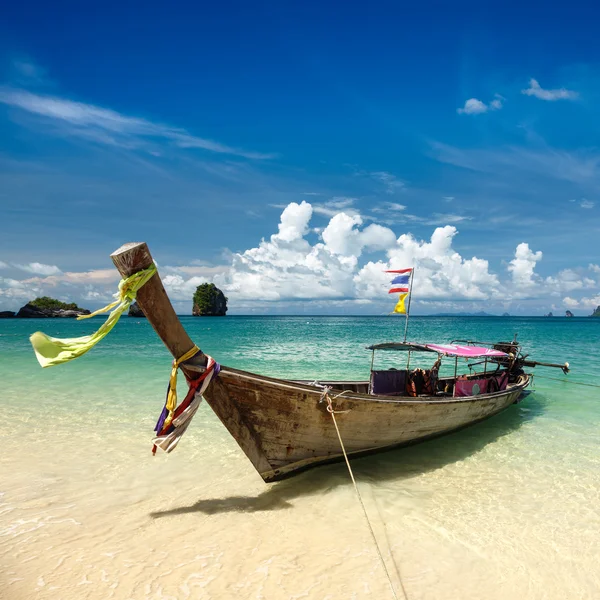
1;316;599;599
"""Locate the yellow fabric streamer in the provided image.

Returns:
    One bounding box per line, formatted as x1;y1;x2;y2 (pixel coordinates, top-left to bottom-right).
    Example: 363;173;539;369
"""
30;264;157;368
393;293;408;314
163;344;201;428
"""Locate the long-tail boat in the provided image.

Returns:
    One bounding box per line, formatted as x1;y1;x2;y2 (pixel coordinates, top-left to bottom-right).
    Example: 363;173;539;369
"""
105;242;569;482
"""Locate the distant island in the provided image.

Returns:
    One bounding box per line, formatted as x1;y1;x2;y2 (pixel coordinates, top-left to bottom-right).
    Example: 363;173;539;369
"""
128;301;146;317
592;306;600;317
193;283;228;316
430;311;496;317
2;297;91;318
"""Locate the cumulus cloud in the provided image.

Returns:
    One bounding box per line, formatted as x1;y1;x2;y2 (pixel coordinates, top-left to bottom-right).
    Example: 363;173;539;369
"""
369;226;499;300
508;243;543;288
274;200;313;242
0;277;42;301
545;269;596;294
563;296;580;308
457;95;503;115
0;203;597;313
567;293;600;309
521;79;578;101
322;213;397;256
16;262;62;276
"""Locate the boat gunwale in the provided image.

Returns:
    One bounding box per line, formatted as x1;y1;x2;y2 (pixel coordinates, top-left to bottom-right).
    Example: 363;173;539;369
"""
191;362;530;406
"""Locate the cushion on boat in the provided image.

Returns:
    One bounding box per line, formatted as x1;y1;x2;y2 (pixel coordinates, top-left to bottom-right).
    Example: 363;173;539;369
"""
454;378;489;397
370;369;408;396
454;372;509;397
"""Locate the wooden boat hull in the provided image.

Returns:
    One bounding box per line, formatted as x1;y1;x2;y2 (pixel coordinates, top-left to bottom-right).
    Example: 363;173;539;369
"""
204;367;530;482
108;243;535;484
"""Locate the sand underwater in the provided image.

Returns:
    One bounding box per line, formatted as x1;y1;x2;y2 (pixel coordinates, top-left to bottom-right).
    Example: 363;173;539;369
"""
1;315;599;599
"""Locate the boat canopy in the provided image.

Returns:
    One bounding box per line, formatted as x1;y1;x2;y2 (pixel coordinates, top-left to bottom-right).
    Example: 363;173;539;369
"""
367;342;509;358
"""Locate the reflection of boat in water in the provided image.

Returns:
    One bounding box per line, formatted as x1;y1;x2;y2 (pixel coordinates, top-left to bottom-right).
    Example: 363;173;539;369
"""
105;242;570;482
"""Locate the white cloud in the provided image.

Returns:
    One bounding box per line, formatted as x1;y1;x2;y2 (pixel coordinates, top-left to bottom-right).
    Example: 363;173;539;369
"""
580;199;595;209
458;98;487;115
371;201;407;214
163;274;211;302
16;262;62;276
457;95;503;115
10;58;50;86
489;96;503;110
274;200;313;242
573;294;600;309
521;79;578;101
0;277;42;301
443;196;455;202
321;213;397;256
0;87;275;159
370;171;405;194
374;226;500;300
563;296;579;308
312;197;361;218
545;269;596;293
431;213;472;224
508;243;543;288
0;261;7;269
0;203;597;313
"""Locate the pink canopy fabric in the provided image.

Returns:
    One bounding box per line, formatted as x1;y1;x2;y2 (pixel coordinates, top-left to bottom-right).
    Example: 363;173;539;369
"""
425;343;508;358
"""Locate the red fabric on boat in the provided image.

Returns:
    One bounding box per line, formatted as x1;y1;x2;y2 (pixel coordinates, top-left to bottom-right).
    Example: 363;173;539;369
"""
455;372;509;397
455;378;489;396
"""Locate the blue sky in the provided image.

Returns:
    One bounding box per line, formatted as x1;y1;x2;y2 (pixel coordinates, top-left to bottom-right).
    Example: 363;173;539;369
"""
1;1;599;315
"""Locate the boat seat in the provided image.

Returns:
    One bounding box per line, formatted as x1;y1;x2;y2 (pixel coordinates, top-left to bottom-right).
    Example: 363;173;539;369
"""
454;373;508;397
370;369;408;396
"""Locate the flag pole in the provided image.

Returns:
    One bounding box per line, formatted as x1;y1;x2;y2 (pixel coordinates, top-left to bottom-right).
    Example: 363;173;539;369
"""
403;268;414;342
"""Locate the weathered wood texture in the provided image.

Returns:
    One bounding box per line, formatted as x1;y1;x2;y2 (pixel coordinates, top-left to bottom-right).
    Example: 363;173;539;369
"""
110;242;207;374
205;368;529;482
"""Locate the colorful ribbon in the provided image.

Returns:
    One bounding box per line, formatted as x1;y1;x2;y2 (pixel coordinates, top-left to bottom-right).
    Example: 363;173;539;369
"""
30;264;157;368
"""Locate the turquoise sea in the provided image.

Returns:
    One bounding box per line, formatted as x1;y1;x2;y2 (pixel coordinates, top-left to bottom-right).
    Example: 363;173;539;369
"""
1;316;599;599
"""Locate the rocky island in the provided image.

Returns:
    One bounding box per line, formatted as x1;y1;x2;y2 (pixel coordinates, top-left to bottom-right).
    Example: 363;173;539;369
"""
128;301;146;317
193;283;227;316
592;306;600;317
13;297;90;318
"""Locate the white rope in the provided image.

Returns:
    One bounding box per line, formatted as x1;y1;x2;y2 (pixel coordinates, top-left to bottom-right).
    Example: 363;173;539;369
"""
321;388;408;600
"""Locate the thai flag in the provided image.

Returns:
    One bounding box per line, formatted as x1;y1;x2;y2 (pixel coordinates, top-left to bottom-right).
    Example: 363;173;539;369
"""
386;268;412;294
